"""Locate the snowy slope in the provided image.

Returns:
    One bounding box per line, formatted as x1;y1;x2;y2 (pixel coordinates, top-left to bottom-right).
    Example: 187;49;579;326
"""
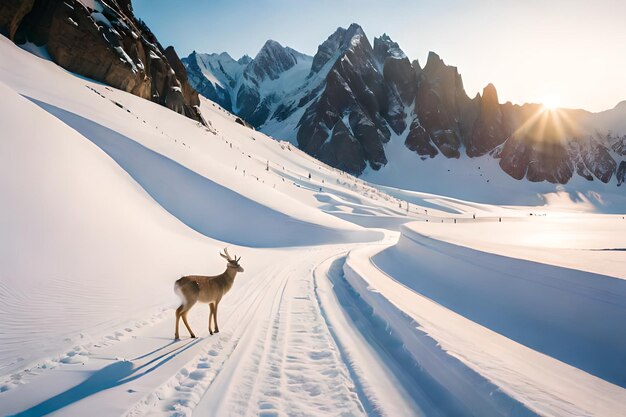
0;82;219;377
0;35;625;417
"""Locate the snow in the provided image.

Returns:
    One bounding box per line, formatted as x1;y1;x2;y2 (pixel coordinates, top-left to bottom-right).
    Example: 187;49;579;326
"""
114;46;138;72
18;42;51;61
78;0;103;13
0;82;217;379
194;53;235;90
345;240;626;417
91;12;112;28
0;35;625;417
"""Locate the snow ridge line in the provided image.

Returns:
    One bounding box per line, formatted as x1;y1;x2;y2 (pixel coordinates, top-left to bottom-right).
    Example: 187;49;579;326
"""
311;253;383;417
339;247;539;416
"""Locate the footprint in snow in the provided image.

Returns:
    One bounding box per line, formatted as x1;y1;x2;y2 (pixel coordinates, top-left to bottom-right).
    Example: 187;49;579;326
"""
308;351;331;360
188;370;206;381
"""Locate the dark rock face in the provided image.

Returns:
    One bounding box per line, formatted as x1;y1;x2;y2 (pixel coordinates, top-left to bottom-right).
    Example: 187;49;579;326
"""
499;137;574;184
244;40;298;82
0;0;35;40
580;141;616;183
309;25;352;75
617;161;626;186
374;34;416;134
496;102;621;184
468;84;508;156
0;0;204;124
296;24;393;173
412;52;471;159
318;119;366;174
405;119;438;158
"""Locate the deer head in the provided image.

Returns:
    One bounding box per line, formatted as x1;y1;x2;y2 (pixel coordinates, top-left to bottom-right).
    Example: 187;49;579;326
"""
220;247;244;272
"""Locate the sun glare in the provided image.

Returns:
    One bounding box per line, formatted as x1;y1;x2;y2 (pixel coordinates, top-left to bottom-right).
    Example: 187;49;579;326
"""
541;95;560;111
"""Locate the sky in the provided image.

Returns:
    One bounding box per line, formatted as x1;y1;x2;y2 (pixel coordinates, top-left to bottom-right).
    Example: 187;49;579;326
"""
134;0;626;112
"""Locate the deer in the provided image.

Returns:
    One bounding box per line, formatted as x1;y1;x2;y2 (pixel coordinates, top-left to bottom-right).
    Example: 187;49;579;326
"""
174;248;243;340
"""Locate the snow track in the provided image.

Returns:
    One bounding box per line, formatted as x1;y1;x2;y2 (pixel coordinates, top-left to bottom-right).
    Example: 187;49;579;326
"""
2;248;374;417
192;253;365;417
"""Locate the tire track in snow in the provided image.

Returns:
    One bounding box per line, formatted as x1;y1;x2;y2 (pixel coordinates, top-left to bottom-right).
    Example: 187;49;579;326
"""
276;271;365;416
240;270;290;416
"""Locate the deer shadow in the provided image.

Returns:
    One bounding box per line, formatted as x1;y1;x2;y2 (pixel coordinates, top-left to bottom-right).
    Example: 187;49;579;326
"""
9;339;200;417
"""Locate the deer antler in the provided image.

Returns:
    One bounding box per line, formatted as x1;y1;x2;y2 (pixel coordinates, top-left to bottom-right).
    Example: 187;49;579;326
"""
220;247;233;261
220;247;241;264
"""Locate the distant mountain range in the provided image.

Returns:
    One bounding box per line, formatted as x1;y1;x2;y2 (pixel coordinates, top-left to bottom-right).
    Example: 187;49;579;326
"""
184;23;626;186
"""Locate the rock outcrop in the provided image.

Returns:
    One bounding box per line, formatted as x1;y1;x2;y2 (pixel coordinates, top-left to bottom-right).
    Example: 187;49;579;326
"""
468;84;508;157
0;0;204;124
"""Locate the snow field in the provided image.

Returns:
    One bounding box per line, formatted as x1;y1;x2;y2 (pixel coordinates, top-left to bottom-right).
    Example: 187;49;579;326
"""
1;35;625;417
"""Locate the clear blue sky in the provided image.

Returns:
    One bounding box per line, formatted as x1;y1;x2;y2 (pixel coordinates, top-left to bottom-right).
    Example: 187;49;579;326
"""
134;0;626;112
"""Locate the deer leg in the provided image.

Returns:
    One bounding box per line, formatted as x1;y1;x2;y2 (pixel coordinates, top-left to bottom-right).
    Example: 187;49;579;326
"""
175;304;184;339
213;301;220;334
208;303;215;335
181;300;197;338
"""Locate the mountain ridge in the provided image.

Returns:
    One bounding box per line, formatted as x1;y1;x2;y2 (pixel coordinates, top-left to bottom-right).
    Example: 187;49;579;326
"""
185;23;626;187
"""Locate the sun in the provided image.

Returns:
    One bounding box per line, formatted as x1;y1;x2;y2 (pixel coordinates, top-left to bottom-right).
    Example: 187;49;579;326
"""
541;95;560;111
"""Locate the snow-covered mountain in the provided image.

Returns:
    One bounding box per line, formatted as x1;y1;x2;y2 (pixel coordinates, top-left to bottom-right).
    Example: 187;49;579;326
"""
183;40;312;127
187;23;626;190
1;5;626;416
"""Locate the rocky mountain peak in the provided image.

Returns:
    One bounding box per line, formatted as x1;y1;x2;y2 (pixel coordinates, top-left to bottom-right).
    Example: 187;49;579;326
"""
217;51;235;60
345;23;366;42
421;50;467;105
238;54;253;65
373;33;406;64
424;51;450;76
245;39;299;82
614;100;626;111
481;83;499;109
310;23;367;75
